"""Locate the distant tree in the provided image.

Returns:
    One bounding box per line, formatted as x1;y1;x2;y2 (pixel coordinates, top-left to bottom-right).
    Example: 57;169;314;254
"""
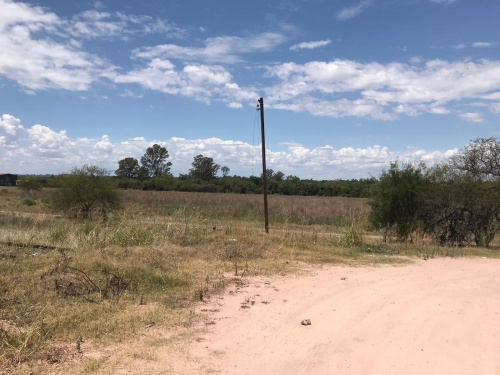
221;166;230;178
140;144;172;177
273;171;285;182
189;154;220;181
263;169;285;182
264;169;275;180
52;165;122;220
115;157;139;179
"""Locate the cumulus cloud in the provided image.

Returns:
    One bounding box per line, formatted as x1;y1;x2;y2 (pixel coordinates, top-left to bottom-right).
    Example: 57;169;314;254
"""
0;0;184;91
109;58;257;106
0;0;113;90
263;59;500;119
2;114;461;179
1;0;499;124
290;39;331;51
0;113;27;146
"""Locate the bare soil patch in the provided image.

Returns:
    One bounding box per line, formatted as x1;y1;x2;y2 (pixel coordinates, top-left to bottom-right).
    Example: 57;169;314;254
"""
187;257;500;374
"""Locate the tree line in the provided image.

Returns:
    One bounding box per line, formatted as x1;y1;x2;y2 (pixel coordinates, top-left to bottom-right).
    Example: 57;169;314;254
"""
112;144;376;197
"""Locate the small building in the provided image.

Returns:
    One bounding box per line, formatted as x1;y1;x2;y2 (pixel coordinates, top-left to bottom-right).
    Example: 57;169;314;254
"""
0;173;18;186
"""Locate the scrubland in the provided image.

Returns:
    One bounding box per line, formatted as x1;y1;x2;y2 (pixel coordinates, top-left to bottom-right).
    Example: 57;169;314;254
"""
0;187;498;373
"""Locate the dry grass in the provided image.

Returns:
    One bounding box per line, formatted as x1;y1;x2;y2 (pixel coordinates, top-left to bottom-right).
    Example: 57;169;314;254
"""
0;186;498;373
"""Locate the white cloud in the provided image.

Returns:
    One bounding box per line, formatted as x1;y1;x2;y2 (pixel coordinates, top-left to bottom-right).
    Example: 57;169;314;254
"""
472;41;494;48
459;112;483;123
0;0;112;90
28;125;72;157
2;114;462;179
110;59;257;106
0;113;27;146
337;1;372;21
264;58;500;119
0;0;185;91
454;41;494;49
133;32;286;64
290;39;331;51
67;9;184;40
1;1;499;124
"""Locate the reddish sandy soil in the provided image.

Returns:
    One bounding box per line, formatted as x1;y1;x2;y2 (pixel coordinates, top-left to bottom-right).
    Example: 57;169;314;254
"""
185;257;500;374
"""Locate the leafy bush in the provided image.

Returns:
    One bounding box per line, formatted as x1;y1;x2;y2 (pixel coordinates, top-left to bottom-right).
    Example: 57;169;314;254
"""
369;139;500;247
368;162;426;241
51;165;122;220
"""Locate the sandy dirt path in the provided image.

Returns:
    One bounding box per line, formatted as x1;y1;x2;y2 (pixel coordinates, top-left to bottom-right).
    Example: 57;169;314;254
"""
187;258;500;374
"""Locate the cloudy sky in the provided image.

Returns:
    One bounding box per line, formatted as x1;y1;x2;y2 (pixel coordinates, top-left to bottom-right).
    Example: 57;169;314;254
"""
1;0;499;179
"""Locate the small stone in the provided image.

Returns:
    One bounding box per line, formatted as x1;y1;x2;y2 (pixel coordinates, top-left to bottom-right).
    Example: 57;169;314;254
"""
301;319;311;326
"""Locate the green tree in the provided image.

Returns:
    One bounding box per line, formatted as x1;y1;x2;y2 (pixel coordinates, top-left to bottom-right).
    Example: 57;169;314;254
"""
423;138;500;247
418;164;477;246
137;166;149;181
221;166;230;178
115;157;139;179
452;137;500;179
140;144;172;177
370;139;500;247
369;162;426;242
52;165;122;220
189;154;220;181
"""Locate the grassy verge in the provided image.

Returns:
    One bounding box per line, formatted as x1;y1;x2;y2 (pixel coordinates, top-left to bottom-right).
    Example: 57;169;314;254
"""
0;187;498;372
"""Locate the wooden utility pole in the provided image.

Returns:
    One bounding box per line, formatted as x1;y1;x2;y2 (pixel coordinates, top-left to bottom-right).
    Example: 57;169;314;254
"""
258;98;269;233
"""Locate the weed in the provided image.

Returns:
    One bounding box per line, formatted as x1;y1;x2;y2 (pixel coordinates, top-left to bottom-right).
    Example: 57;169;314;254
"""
339;222;365;248
49;224;70;244
22;199;36;207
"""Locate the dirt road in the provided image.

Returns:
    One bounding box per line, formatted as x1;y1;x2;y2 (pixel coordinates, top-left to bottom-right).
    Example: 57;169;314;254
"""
188;258;500;374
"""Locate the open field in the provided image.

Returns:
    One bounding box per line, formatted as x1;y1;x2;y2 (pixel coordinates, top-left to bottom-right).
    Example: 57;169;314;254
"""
0;187;498;374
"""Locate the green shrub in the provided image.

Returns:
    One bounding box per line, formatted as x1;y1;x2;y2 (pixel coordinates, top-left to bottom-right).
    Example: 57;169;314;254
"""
22;198;36;207
51;165;122;220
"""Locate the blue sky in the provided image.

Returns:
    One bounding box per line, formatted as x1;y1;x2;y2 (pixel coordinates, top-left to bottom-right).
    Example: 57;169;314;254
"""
1;0;499;179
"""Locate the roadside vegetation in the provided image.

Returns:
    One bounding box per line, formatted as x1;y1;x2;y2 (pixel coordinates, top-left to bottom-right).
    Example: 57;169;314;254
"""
369;138;500;247
1;138;498;373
